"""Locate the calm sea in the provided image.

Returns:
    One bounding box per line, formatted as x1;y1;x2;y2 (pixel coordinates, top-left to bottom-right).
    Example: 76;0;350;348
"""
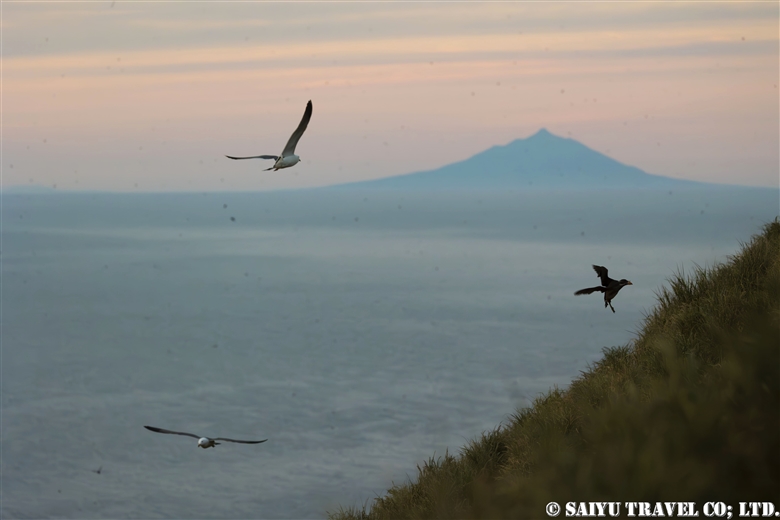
2;187;776;518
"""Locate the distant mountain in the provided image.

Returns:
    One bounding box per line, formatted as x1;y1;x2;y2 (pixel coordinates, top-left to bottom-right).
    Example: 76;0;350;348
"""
334;129;705;190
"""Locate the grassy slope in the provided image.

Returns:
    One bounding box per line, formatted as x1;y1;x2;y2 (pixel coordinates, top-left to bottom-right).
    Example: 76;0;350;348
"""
332;220;780;519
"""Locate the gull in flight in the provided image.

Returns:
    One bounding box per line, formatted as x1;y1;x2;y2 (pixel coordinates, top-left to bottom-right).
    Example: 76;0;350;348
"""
226;100;312;171
144;425;268;449
574;265;633;313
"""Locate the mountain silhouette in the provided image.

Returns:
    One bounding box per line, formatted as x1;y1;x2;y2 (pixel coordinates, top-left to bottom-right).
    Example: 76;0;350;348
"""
336;129;704;190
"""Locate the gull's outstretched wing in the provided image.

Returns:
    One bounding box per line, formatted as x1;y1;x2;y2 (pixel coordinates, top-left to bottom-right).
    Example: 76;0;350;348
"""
592;265;612;286
214;437;268;444
226;155;279;160
281;100;312;157
144;426;200;439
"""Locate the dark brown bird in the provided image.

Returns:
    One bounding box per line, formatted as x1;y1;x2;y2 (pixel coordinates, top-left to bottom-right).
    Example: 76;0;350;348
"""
574;265;633;313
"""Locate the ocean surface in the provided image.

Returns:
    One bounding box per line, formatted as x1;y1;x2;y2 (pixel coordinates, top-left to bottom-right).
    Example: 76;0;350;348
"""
2;187;777;519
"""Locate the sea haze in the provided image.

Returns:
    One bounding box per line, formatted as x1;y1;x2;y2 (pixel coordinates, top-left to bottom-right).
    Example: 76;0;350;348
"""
2;187;777;518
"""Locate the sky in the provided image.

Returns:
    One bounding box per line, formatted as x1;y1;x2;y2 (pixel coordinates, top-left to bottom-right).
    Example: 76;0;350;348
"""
2;1;779;192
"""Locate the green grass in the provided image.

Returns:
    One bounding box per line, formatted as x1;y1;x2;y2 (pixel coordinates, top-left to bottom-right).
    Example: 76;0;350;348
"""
331;220;780;519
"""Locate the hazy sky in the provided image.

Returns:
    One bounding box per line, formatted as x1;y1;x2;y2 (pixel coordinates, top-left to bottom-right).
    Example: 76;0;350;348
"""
3;2;778;191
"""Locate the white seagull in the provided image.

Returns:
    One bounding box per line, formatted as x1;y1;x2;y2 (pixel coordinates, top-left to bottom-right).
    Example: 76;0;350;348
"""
226;100;312;171
144;425;267;449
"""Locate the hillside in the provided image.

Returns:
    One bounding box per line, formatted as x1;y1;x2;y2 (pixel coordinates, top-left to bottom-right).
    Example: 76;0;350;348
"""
334;129;706;190
331;220;780;519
